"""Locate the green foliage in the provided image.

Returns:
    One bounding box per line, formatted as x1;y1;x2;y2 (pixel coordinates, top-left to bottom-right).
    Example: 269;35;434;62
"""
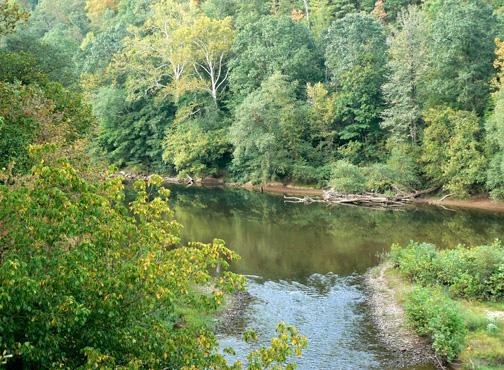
422;0;497;114
381;5;425;143
329;144;421;194
230;73;312;183
229;15;322;103
486;90;504;199
94;86;174;171
163;103;231;177
0;159;307;368
390;241;504;300
405;286;467;362
0;0;28;36
486;39;504;199
329;160;366;193
5;0;504;197
308;0;338;38
324;13;387;157
79;23;127;74
0;82;39;172
115;1;234;103
383;0;422;22
385;142;422;191
421;107;485;198
306;82;338;161
0;79;93;174
2;34;79;87
0;50;48;85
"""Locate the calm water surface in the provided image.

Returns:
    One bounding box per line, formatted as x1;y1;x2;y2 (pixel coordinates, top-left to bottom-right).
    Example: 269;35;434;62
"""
167;185;504;370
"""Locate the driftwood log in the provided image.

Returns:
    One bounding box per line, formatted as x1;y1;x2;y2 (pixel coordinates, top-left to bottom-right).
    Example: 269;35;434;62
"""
284;188;437;209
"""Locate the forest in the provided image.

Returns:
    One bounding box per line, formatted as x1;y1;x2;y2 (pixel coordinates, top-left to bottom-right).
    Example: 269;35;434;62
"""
1;0;504;369
1;0;504;198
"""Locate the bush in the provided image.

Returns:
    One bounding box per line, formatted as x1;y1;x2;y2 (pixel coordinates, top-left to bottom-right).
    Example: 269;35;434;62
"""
391;241;504;300
405;287;467;362
385;143;422;191
290;162;331;186
329;160;367;193
0;159;307;368
389;242;438;283
364;163;399;194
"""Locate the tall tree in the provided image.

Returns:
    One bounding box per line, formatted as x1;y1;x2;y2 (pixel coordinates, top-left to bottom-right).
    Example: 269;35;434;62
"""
190;16;234;103
381;5;426;143
230;73;308;183
334;0;358;19
422;0;497;114
324;13;388;157
229;15;322;103
421;107;485;197
116;1;233;103
485;38;504;199
308;0;337;37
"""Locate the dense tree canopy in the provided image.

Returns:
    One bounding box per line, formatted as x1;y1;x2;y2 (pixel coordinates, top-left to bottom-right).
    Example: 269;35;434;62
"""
324;13;388;160
422;0;497;114
229;15;322;103
2;0;504;190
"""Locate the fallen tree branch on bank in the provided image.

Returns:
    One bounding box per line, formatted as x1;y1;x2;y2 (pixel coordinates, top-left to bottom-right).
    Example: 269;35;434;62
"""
284;188;438;209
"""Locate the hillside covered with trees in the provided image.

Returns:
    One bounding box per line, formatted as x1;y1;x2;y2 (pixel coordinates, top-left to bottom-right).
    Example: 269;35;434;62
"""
3;0;504;199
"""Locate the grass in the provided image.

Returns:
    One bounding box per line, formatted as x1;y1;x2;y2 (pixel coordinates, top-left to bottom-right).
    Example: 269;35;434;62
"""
457;300;504;369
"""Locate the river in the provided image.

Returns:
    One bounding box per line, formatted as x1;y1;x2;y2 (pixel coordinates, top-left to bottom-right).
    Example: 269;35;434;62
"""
167;185;504;370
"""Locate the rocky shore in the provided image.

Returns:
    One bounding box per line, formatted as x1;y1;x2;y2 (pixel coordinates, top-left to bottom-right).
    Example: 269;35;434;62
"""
216;290;253;336
364;263;441;369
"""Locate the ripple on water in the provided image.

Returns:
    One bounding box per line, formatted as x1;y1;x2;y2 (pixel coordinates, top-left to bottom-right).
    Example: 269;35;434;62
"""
219;273;396;370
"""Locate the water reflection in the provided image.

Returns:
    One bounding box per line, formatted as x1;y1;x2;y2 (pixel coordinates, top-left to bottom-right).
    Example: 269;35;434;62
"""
169;185;504;279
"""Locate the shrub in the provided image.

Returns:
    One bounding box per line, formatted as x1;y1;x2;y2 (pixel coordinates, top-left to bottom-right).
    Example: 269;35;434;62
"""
290;162;331;186
364;163;399;194
391;241;504;300
405;287;467;362
386;143;422;191
329;160;367;193
0;160;306;368
389;242;438;283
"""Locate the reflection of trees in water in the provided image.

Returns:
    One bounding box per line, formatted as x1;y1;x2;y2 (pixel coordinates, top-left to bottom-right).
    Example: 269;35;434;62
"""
147;185;504;279
170;185;504;246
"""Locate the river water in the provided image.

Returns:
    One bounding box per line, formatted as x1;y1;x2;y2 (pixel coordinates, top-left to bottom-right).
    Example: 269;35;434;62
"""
167;185;504;370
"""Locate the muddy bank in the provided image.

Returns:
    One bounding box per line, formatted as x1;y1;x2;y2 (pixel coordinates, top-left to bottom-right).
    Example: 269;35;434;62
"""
117;170;504;213
364;263;439;369
420;196;504;213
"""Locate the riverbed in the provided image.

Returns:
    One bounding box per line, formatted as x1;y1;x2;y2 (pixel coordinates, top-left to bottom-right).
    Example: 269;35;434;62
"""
167;185;504;369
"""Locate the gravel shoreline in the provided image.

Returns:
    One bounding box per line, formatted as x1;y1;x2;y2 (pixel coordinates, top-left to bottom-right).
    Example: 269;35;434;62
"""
364;263;441;369
216;290;253;336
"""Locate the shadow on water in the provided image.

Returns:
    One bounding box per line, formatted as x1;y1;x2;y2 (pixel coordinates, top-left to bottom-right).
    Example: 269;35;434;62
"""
164;185;504;369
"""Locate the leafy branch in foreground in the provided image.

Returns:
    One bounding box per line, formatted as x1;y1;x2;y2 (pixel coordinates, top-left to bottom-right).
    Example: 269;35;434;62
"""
0;156;306;369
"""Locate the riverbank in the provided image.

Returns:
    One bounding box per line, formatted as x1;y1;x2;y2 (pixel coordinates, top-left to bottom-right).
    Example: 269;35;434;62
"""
216;290;253;335
233;184;504;213
237;185;504;213
364;263;439;369
118;171;504;213
367;258;504;370
420;196;504;213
